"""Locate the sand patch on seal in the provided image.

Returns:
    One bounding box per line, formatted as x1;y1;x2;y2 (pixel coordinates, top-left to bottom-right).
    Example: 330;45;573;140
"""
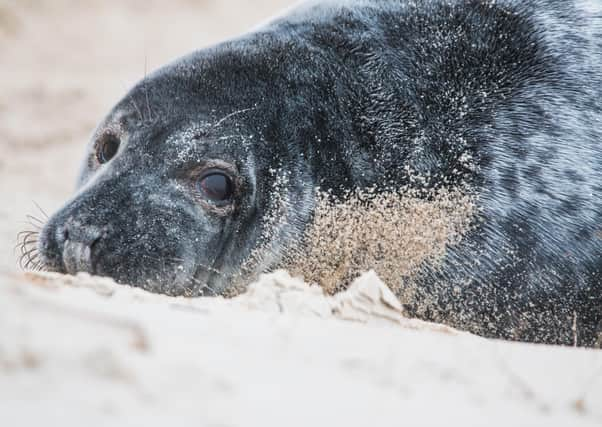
284;187;475;295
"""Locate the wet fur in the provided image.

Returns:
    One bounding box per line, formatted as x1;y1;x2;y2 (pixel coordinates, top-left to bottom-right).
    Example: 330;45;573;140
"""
36;0;602;346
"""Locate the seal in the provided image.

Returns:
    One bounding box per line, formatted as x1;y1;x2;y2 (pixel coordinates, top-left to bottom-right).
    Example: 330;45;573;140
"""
32;0;602;346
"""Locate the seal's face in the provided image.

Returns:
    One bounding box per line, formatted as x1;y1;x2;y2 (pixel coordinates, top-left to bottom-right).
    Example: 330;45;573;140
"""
37;69;315;296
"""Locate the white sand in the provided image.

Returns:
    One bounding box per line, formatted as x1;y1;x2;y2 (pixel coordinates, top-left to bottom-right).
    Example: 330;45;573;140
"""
1;1;602;425
2;270;601;426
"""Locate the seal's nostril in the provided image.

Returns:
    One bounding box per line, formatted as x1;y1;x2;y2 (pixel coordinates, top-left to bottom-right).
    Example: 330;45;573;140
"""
59;220;107;275
63;220;104;246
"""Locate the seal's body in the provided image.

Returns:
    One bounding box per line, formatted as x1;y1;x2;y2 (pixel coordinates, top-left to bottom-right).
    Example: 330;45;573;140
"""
37;0;602;346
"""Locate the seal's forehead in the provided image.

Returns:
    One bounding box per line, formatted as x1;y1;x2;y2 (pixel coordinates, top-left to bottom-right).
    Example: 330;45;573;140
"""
164;122;212;161
165;107;260;146
163;121;257;167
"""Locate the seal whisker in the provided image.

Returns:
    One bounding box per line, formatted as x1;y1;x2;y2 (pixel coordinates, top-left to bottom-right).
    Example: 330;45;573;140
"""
18;230;38;243
32;200;49;220
142;55;154;123
188;275;218;297
19;245;39;260
159;255;234;279
16;220;42;271
143;84;153;123
16;229;39;240
16;231;38;250
24;253;41;271
24;221;42;231
30;261;44;272
15;236;38;254
128;96;144;123
212;107;257;129
20;231;38;242
26;214;45;227
19;246;39;271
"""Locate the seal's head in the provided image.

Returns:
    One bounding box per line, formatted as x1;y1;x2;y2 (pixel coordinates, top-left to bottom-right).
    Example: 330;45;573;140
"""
36;55;316;296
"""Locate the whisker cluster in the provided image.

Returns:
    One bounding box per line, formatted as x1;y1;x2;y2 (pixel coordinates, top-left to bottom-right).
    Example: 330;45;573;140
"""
16;228;43;272
16;205;49;272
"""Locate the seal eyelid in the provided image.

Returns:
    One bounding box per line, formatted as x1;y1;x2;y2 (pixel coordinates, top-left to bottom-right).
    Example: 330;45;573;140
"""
95;133;121;165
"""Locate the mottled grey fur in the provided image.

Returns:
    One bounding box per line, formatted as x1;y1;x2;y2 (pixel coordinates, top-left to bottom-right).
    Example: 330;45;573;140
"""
37;0;602;346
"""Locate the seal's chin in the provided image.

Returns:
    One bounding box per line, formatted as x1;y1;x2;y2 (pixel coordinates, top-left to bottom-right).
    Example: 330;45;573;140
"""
113;261;257;298
186;257;263;297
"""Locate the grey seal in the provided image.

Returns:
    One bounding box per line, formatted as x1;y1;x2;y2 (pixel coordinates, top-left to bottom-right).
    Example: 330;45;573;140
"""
31;0;602;346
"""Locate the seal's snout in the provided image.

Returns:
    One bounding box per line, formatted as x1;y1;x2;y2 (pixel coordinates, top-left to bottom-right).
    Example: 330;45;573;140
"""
60;221;106;275
39;216;109;276
36;176;209;294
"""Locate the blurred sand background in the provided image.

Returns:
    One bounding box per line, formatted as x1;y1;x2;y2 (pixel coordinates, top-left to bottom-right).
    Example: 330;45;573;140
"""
1;1;602;426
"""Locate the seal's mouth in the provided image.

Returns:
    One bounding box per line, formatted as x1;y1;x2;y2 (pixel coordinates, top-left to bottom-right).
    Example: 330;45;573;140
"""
62;240;94;275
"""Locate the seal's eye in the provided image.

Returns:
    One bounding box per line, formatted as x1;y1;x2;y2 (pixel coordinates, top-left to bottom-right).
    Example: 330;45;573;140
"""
197;170;234;203
96;134;120;164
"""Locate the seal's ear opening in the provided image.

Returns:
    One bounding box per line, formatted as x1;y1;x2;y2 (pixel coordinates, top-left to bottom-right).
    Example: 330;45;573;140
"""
95;133;121;165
